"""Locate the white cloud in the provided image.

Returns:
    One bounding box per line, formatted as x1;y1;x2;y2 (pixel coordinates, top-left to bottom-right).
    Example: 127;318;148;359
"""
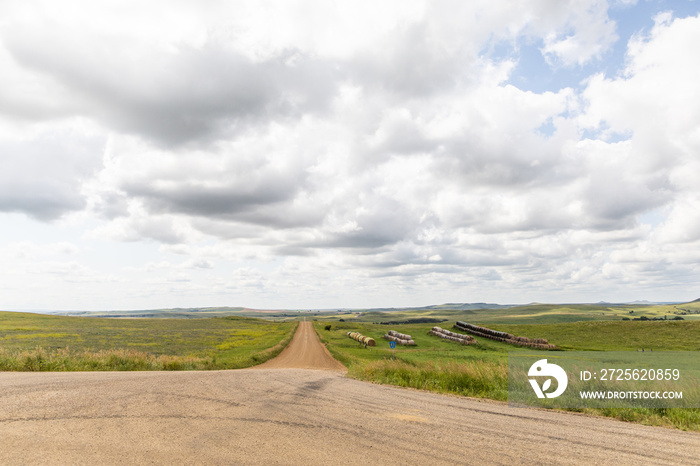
582;13;700;141
540;0;618;67
580;12;700;244
0;118;105;220
1;2;699;309
0;240;79;259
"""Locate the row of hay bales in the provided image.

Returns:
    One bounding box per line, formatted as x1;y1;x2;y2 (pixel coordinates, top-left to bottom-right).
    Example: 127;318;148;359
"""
428;326;477;345
347;331;376;347
383;330;416;346
454;321;557;350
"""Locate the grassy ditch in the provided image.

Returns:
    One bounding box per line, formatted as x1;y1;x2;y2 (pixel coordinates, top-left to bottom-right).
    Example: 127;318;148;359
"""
313;320;700;431
0;312;297;371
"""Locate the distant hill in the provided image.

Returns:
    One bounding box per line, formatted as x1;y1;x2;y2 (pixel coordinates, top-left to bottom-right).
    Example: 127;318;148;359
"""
59;307;248;318
38;299;699;320
597;300;684;306
356;303;516;313
420;303;516;311
48;303;515;319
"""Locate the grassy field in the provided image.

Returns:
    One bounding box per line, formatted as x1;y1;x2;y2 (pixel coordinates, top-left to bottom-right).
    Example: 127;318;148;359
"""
489;320;700;351
315;321;509;400
313;316;700;431
0;311;297;371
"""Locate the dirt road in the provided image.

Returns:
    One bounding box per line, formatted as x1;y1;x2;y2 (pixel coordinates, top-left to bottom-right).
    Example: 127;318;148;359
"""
253;321;345;371
1;322;698;464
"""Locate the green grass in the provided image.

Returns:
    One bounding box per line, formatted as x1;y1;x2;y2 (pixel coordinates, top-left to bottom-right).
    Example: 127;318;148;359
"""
488;320;700;351
0;311;297;371
313;319;700;431
314;321;510;400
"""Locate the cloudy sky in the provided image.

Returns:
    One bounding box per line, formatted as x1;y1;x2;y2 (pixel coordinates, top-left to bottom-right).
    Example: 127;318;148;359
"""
1;0;699;311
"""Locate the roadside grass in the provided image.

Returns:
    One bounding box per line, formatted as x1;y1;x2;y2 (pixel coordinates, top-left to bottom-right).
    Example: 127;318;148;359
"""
581;406;700;431
0;312;297;371
355;359;508;400
313;320;700;431
314;321;510;400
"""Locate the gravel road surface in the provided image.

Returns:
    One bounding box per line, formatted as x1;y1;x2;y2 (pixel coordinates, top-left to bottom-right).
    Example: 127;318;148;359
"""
1;322;698;464
253;320;345;371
